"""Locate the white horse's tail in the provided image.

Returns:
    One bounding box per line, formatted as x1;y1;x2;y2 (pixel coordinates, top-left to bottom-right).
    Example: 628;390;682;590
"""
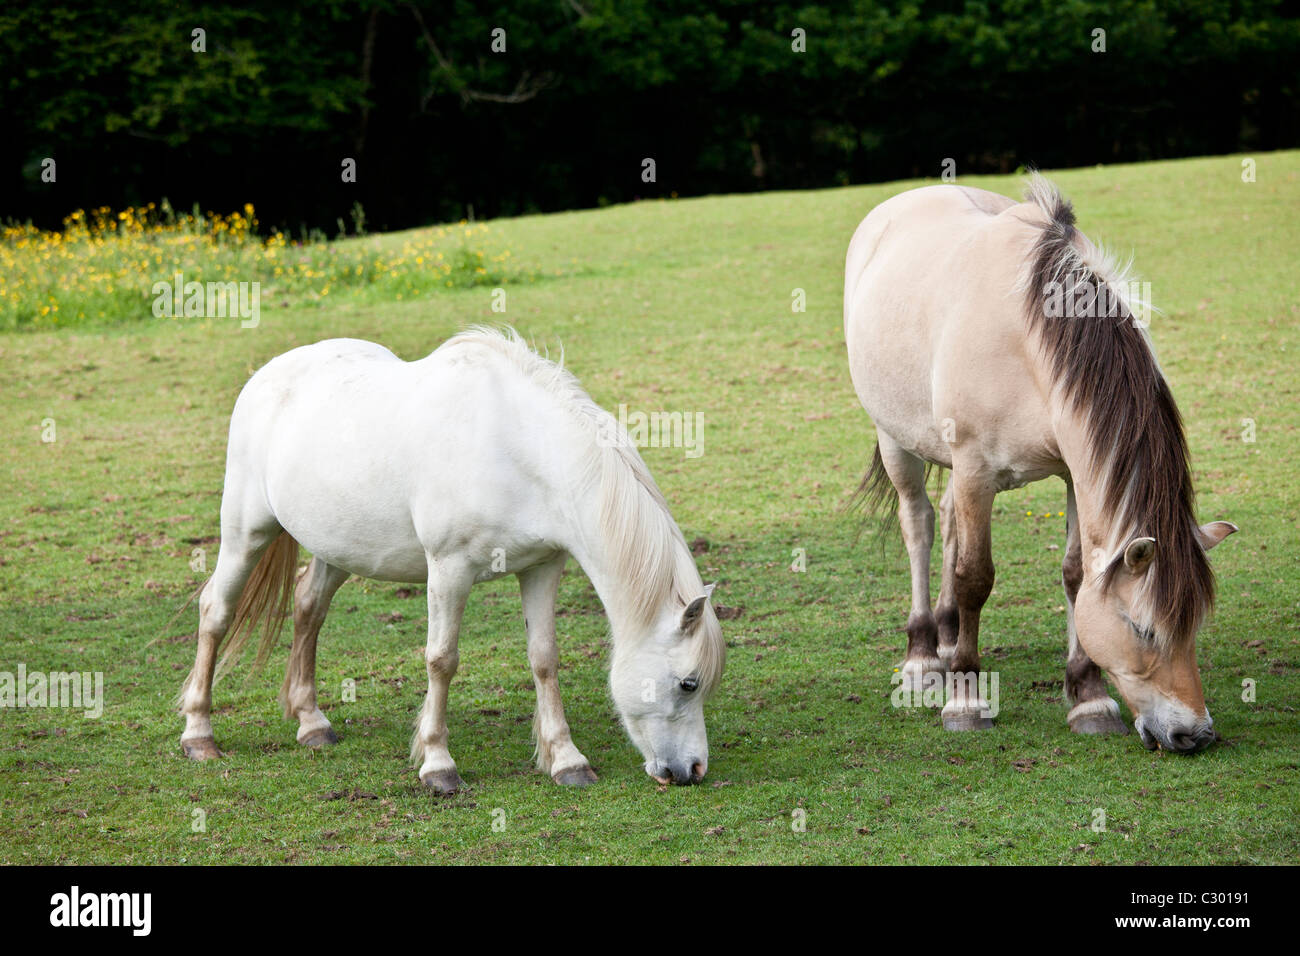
214;530;299;682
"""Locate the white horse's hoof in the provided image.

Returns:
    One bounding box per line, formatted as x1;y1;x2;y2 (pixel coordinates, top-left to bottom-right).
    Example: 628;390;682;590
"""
552;765;599;787
421;768;465;794
181;736;222;760
298;726;340;748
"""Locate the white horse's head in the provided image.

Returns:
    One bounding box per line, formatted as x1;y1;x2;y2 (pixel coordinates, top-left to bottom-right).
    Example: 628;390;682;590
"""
609;586;722;785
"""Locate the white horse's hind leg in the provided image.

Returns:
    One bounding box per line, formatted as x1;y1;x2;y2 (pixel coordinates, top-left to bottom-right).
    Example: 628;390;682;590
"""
282;557;350;747
179;527;279;759
519;557;597;786
413;558;473;794
878;435;943;696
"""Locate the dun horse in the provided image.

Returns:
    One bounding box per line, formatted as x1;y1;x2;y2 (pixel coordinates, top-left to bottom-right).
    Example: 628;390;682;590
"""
178;328;724;789
844;176;1235;752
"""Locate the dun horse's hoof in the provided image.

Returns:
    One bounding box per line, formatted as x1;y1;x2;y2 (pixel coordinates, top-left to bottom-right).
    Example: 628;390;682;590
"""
421;769;466;794
1070;713;1129;735
299;726;340;748
1068;700;1128;735
181;736;222;761
553;765;599;787
941;709;995;731
898;657;946;695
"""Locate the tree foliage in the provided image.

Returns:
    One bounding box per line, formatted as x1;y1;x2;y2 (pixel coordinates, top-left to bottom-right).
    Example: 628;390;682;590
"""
3;0;1296;230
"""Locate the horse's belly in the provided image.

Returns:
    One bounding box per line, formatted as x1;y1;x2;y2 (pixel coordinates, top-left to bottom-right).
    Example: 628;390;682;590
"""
846;300;954;466
274;495;429;582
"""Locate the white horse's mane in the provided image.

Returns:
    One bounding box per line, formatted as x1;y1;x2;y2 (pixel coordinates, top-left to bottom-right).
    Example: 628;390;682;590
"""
441;326;725;693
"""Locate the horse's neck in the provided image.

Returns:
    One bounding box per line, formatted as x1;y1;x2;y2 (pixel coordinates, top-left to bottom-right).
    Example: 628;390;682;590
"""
1070;474;1120;570
1056;414;1122;561
560;469;685;644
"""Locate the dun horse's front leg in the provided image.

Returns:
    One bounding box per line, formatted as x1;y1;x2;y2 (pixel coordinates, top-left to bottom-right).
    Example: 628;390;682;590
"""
942;473;997;731
519;557;598;786
1061;481;1127;735
412;558;472;794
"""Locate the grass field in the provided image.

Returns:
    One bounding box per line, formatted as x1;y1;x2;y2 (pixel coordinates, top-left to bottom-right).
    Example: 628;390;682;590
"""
2;153;1297;865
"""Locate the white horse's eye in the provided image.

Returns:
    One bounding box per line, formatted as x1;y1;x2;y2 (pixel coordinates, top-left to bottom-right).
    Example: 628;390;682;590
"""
679;677;698;693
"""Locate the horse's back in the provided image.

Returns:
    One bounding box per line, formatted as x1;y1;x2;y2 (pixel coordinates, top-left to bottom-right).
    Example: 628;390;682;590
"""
221;334;574;582
844;184;1060;477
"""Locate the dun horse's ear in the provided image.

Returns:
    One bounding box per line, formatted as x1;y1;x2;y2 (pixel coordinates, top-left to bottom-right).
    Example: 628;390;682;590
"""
1196;521;1238;551
681;589;713;634
1123;537;1157;574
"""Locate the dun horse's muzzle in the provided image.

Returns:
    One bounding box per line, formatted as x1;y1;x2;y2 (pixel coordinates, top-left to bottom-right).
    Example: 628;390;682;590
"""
1136;714;1217;754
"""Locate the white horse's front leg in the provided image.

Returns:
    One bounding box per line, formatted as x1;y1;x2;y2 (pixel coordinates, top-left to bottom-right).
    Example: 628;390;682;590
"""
412;558;472;794
519;557;597;786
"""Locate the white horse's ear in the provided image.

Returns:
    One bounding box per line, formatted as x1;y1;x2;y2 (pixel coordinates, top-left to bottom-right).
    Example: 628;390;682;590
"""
1197;521;1237;551
681;589;714;633
1123;537;1157;574
703;582;716;598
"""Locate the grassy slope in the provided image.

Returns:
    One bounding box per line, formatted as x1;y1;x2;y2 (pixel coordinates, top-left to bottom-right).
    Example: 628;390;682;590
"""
1;153;1297;865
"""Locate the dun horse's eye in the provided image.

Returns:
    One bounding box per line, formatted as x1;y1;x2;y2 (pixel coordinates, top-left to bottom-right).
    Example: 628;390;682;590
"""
1128;620;1156;642
679;677;698;693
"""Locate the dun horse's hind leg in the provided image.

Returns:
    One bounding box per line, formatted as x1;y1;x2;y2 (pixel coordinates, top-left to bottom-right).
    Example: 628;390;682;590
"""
179;527;279;759
519;556;598;786
412;557;473;794
942;469;997;731
878;435;943;695
935;481;959;665
1061;480;1128;735
282;557;350;748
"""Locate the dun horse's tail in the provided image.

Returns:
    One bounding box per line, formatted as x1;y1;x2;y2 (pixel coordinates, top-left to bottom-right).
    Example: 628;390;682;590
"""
214;530;299;682
845;442;900;541
844;441;944;544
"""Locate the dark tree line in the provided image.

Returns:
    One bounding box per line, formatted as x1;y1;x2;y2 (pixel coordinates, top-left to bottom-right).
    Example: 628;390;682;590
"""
3;0;1297;232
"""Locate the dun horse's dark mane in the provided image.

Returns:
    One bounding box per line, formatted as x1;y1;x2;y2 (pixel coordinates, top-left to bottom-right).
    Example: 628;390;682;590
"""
1022;176;1214;648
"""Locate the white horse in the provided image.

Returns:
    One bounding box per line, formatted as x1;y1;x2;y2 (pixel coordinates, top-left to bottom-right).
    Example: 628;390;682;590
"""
178;328;724;790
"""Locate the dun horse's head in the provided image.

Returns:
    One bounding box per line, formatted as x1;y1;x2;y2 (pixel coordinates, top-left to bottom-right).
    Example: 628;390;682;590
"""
1074;521;1236;753
608;586;723;785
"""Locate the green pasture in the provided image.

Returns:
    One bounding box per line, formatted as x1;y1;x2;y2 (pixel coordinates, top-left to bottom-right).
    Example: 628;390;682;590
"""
1;152;1297;864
